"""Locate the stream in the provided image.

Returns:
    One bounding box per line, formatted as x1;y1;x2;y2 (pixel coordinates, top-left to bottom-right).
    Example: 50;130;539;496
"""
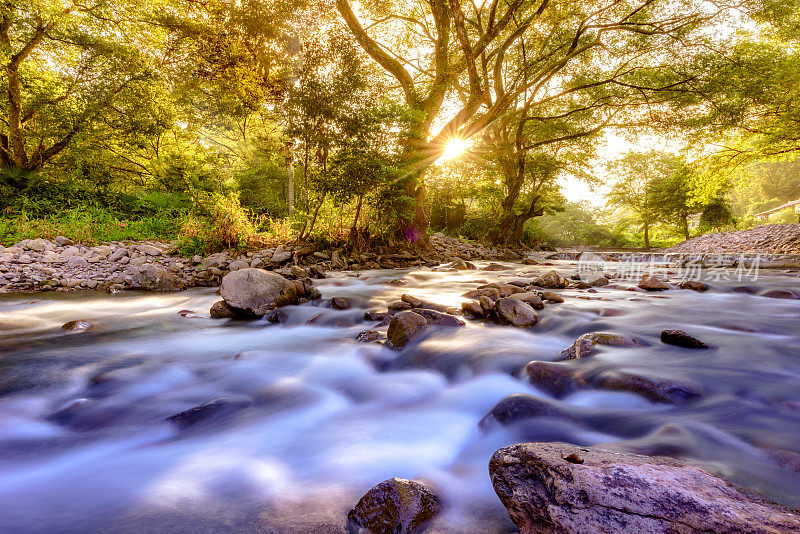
0;260;799;533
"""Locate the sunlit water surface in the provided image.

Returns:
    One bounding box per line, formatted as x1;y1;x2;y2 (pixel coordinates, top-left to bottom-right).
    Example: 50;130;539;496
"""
0;261;799;533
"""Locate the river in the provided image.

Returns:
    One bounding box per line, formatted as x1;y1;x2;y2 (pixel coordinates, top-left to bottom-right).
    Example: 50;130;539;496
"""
0;260;798;533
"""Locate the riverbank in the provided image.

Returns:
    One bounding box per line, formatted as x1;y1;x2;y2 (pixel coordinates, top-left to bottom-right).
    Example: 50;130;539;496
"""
0;233;526;293
670;223;800;255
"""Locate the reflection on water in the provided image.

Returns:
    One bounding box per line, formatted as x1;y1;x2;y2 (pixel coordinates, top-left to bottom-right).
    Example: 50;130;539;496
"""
0;261;799;532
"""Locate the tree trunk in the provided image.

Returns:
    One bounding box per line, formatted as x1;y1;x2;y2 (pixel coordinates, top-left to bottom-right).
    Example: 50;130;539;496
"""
681;215;690;240
302;189;326;240
643;224;651;249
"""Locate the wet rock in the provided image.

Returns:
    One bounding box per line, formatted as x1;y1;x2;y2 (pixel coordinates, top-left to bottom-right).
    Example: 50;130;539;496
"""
661;329;710;349
679;280;709;291
479;295;496;314
331;296;351;310
541;291;564;303
639;274;670;291
383;278;406;287
490;442;800;534
521;258;540;265
479;394;573;430
346;477;441;534
495;297;538;327
61;320;91;331
461;301;484;318
387;311;427;349
266;310;286;323
534;270;568;289
219;268;297;317
462;287;501;301
166;397;252;429
356;330;382;343
526;361;586;397
510;292;545;310
132;264;182;291
596;370;704;403
401;294;422;308
481;263;508;271
446;257;470;270
560;332;645;360
308;264;327;279
478;283;526;297
413;308;465;327
364;309;388;322
388;300;413;311
762;289;799;299
210;300;236;319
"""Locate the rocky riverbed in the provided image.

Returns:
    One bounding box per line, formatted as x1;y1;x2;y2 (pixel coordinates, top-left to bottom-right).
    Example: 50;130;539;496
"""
1;254;799;533
0;233;524;293
670;223;800;255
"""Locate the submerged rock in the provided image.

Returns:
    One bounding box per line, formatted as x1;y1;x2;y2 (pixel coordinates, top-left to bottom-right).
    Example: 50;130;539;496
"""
61;320;91;331
596;370;704;403
490;442;800;534
331;296;351;310
387;311;427;349
356;330;383;343
346;477;441;534
219;268;297;317
526;361;586;397
413;308;465;327
661;329;710;349
495;297;538;327
762;289;799;299
541;291;564;303
560;332;645;360
479;394;573;430
166;397;252;429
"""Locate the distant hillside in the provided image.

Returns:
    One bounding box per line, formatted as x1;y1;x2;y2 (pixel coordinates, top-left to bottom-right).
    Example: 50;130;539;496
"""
669;224;800;255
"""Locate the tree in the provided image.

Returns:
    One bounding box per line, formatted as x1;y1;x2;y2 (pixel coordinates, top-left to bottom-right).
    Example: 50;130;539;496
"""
336;0;757;241
606;150;674;248
649;156;702;240
0;0;169;180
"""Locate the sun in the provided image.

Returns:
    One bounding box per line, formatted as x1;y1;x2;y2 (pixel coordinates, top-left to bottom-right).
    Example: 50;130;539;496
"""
435;138;472;165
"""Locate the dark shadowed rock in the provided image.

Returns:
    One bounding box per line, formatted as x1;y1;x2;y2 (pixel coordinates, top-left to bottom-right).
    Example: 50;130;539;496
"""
596;370;704;403
638;274;670;291
461;301;484;318
541;291;564;303
210;300;236;318
479;394;573;430
522;258;540;265
331;296;351;310
364;310;388;322
166;398;252;429
762;289;799;299
413;309;465;327
387;311;427;349
481;263;508;271
495;297;538;327
661;329;710;349
679;280;709;291
346;477;441;534
559;332;645;360
388;300;413;311
266;310;286;323
356;330;382;343
534;270;567;289
220;268;298;316
489;442;800;534
479;296;496;314
526;361;586;397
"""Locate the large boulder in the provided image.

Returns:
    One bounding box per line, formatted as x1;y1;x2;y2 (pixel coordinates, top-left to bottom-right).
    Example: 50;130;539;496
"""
346;477;441;534
219;268;298;316
639;274;670;291
387;311;427;349
489;442;800;534
495;297;538;327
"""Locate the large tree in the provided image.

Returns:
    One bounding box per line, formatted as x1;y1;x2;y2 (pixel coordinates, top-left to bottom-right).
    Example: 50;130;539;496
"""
336;0;754;242
0;0;168;180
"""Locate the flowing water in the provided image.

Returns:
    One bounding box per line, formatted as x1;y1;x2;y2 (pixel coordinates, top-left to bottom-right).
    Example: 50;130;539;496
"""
1;260;799;533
